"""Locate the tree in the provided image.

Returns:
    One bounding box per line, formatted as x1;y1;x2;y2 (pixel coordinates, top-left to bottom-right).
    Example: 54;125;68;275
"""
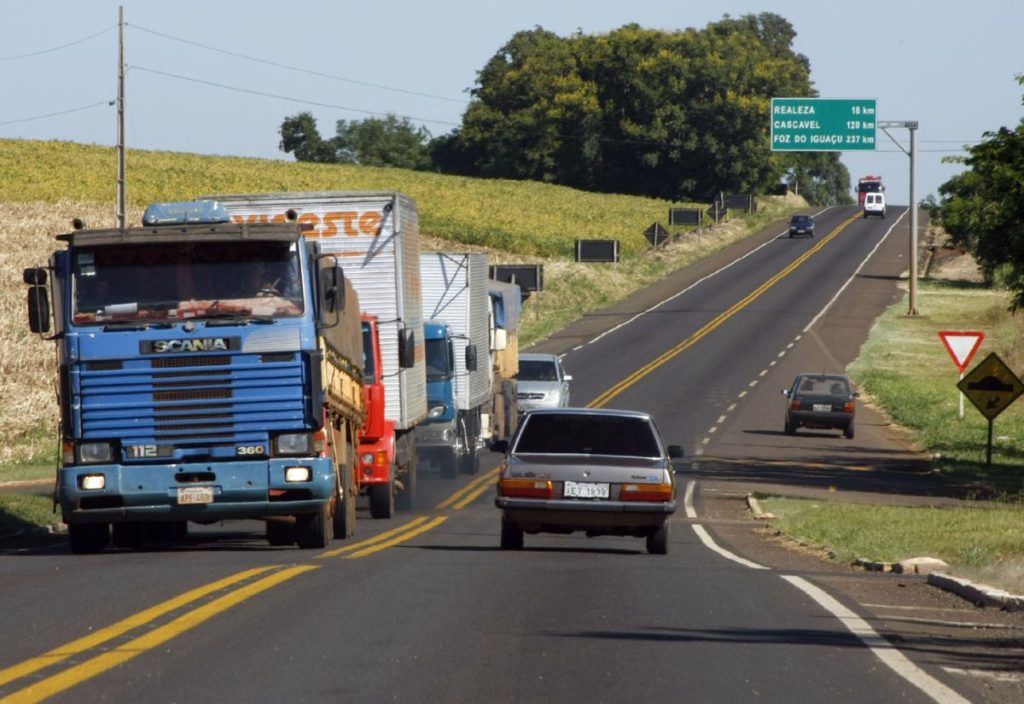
279;112;339;163
280;112;432;169
444;14;839;201
938;84;1024;307
335;114;432;169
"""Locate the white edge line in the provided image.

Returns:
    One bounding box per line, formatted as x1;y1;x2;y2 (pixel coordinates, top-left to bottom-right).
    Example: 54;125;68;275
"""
691;524;768;570
782;575;969;703
803;208;908;333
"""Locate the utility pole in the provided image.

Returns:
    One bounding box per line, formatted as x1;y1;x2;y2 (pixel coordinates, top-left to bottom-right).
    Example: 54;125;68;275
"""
116;5;126;229
879;120;920;315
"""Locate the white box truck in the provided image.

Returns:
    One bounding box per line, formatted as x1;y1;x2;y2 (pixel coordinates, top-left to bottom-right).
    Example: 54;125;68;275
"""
417;252;492;477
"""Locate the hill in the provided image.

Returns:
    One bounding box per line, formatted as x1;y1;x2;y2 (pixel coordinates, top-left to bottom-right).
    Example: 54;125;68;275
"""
0;138;801;464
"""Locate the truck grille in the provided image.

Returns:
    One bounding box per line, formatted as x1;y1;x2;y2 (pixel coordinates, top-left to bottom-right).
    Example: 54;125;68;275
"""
77;352;305;457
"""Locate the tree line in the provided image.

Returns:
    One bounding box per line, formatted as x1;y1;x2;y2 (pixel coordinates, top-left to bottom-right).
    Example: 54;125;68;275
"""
937;74;1024;310
279;13;851;206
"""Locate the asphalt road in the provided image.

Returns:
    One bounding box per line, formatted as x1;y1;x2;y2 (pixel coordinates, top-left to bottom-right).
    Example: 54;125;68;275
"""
3;206;1023;703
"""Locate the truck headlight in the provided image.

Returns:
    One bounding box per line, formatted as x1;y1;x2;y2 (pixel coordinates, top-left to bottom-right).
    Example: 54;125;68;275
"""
284;466;312;482
427;404;447;419
79;474;106;490
78;442;113;464
273;433;313;456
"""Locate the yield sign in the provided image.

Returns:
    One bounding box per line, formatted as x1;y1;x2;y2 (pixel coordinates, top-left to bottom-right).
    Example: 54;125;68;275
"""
938;331;984;373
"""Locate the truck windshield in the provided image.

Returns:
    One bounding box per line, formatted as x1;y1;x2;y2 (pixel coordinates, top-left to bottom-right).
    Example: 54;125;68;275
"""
424;338;450;382
71;241;304;325
361;322;376;384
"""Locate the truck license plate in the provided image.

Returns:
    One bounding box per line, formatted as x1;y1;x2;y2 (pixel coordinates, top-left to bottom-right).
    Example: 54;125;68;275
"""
177;486;214;504
564;481;610;499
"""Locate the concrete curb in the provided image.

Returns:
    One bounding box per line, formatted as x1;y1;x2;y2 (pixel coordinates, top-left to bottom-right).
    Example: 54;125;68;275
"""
744;493;1024;612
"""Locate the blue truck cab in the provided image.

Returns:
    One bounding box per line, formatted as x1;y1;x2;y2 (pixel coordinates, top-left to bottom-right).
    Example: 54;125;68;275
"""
23;201;364;553
415;320;480;477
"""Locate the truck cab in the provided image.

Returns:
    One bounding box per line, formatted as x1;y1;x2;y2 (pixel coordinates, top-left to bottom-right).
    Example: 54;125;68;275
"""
24;200;364;553
415;320;481;477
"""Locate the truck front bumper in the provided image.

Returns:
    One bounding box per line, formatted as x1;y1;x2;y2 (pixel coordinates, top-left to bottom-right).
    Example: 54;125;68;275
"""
57;457;334;524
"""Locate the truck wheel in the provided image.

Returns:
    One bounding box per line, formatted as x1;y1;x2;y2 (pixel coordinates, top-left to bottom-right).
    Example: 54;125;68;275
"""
266;520;295;546
441;448;459;479
646;523;669;555
500;517;524;550
369;477;395;519
68;523;109;554
112;521;146;550
395;455;417;512
332;459;357;539
296;503;331;549
460;443;480;475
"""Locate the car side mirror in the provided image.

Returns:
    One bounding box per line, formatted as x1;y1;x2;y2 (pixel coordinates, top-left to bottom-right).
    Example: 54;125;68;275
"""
852;392;860;398
781;389;790;396
491;440;509;454
563;374;573;382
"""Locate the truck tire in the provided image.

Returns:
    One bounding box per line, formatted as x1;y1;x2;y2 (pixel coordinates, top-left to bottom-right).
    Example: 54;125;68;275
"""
369;476;395;519
296;502;331;549
395;453;417;512
68;522;109;554
460;442;480;475
112;521;146;550
266;520;295;546
500;517;524;550
332;455;357;539
441;447;459;479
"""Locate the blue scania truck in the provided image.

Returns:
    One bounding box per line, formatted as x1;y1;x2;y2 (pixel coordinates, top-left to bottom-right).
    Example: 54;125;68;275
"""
23;201;365;553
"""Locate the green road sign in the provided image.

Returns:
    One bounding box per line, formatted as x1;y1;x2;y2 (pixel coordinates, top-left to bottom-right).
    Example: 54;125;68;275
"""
771;98;877;151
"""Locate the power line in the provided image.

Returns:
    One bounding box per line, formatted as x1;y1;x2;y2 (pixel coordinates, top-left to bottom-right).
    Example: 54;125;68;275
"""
0;100;112;126
129;65;463;129
130;23;469;106
0;26;114;62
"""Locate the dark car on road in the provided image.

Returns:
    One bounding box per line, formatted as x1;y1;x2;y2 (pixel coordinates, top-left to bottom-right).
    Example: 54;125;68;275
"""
782;373;858;438
788;214;815;238
494;408;683;554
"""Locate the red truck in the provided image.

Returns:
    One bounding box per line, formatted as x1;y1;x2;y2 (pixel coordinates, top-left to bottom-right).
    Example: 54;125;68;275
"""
358;313;400;518
856;175;884;205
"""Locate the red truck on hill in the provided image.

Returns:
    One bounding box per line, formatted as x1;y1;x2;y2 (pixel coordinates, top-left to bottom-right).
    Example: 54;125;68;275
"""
856;175;884;205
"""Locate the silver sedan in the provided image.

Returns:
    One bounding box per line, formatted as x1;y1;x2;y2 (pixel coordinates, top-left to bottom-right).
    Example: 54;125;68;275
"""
493;408;683;554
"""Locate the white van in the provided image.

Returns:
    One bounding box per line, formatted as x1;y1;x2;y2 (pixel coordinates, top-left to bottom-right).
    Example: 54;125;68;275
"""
863;192;886;219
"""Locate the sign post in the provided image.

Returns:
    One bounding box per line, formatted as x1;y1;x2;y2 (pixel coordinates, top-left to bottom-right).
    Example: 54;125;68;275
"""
938;331;985;418
957;352;1024;466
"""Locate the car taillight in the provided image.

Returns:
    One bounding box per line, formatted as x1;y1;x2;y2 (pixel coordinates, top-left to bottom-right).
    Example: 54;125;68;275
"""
499;478;553;499
790;400;802;411
844;401;856;413
620;483;674;502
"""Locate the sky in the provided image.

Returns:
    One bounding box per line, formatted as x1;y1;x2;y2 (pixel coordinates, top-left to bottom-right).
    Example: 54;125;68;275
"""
2;1;1022;206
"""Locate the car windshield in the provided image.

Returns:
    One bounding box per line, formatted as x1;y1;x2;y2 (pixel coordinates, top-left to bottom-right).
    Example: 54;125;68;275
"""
791;216;810;224
796;377;849;396
518;359;558;381
514;413;660;456
71;241;304;325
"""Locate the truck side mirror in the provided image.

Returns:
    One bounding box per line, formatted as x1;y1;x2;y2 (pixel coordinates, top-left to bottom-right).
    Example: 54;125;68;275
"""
23;267;48;285
27;285;51;334
465;343;478;372
398;328;416;369
319;266;344;314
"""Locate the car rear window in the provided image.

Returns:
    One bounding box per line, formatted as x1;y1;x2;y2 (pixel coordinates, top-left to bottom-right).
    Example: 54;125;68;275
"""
797;377;849;395
514;413;661;456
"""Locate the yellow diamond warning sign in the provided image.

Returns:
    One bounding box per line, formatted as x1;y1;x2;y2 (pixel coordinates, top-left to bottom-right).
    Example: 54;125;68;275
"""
957;353;1024;420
